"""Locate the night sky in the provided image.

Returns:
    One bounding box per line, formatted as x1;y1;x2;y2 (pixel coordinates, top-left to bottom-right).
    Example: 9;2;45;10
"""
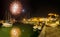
0;0;60;20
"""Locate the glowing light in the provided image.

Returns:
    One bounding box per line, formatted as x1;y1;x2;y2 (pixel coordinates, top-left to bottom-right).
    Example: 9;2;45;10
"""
22;9;25;12
10;1;22;15
2;23;12;27
12;3;19;13
10;27;21;37
22;13;60;28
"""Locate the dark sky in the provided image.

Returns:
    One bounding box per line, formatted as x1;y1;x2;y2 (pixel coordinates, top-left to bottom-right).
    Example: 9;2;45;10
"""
0;0;60;20
29;0;60;17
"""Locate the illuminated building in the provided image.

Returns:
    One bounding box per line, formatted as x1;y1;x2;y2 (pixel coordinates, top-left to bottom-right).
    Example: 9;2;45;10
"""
22;13;60;30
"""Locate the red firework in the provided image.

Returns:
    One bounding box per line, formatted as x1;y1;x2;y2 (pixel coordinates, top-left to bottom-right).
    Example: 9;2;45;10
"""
10;1;22;15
